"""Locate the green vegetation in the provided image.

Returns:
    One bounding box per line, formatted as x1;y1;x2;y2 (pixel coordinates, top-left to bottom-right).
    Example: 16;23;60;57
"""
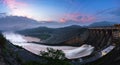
38;34;51;40
23;48;72;65
40;48;65;60
39;48;72;65
17;27;54;40
23;61;46;65
27;34;51;40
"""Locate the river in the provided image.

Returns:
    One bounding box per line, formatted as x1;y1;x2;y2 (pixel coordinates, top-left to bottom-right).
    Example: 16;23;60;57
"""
2;32;94;59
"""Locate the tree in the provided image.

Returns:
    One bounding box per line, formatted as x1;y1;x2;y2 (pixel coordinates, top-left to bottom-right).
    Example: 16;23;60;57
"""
40;48;72;65
0;34;6;47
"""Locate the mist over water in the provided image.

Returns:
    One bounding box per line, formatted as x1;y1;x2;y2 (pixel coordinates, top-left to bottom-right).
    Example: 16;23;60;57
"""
3;32;27;44
2;32;94;59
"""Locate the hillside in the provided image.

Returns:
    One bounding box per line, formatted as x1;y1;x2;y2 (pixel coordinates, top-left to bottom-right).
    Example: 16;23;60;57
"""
17;25;87;45
0;33;48;65
17;27;55;40
0;33;8;65
45;25;86;44
89;21;120;27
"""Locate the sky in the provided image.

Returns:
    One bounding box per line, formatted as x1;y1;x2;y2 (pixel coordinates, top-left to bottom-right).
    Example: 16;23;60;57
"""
0;0;120;25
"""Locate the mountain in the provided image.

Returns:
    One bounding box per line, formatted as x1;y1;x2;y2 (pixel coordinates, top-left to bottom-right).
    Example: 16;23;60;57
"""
17;25;82;35
17;26;55;40
0;16;40;31
17;27;54;34
89;21;120;27
17;25;86;44
45;25;86;44
0;15;86;31
37;20;82;28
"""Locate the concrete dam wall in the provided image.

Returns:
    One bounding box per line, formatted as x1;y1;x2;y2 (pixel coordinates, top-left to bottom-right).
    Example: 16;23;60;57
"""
81;24;120;65
85;29;113;50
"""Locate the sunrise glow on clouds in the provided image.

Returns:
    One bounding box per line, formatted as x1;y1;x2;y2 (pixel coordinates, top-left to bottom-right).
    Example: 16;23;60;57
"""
3;0;33;18
3;0;27;9
60;13;96;23
1;0;120;23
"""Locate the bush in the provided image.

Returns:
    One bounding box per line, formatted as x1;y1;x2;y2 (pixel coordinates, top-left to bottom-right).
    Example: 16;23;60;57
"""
40;48;72;65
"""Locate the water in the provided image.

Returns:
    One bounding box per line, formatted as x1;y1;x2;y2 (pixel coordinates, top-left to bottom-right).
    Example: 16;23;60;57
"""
2;32;94;59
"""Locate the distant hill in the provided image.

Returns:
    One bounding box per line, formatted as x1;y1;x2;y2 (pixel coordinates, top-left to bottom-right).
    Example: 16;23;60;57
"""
89;21;120;27
0;16;83;31
34;20;82;28
0;16;40;31
45;25;86;44
17;25;87;44
18;27;54;34
17;27;55;40
17;25;82;36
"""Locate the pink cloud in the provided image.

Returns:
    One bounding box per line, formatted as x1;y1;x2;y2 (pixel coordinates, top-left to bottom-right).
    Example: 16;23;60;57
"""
3;0;32;18
60;18;66;23
60;13;96;23
4;0;28;11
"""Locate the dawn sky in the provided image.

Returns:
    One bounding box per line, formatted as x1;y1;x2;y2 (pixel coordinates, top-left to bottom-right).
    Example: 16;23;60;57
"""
0;0;120;24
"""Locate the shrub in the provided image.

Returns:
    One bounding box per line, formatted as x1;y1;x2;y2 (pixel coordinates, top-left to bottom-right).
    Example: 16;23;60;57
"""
40;48;72;65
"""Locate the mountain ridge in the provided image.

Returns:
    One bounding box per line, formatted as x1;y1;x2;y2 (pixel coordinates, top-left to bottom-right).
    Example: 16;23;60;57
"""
89;21;120;27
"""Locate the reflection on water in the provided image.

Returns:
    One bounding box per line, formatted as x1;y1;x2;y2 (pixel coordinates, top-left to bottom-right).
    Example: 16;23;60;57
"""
2;32;94;59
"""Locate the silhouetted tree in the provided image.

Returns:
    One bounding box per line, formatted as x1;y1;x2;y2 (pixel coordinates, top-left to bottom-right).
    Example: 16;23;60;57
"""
40;48;72;65
0;33;6;47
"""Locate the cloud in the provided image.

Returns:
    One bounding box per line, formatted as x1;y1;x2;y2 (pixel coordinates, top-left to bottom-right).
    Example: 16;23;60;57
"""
0;12;6;15
60;13;96;23
3;0;28;10
60;18;66;23
3;0;28;15
95;8;120;17
3;0;34;19
0;13;6;17
95;8;113;16
109;8;120;16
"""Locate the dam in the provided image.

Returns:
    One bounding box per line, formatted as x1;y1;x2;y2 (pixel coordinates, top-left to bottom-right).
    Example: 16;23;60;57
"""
79;24;120;64
87;24;120;49
2;24;120;65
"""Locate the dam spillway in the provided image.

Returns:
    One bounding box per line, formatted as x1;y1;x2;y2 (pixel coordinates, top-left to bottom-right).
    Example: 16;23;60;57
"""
86;29;113;50
81;24;120;65
87;25;120;49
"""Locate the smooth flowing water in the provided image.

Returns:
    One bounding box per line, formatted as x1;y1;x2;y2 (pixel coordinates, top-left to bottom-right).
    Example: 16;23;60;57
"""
2;32;94;59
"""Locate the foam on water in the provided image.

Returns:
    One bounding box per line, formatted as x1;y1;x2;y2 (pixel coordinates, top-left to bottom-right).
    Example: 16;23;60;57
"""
2;32;27;45
2;32;94;59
